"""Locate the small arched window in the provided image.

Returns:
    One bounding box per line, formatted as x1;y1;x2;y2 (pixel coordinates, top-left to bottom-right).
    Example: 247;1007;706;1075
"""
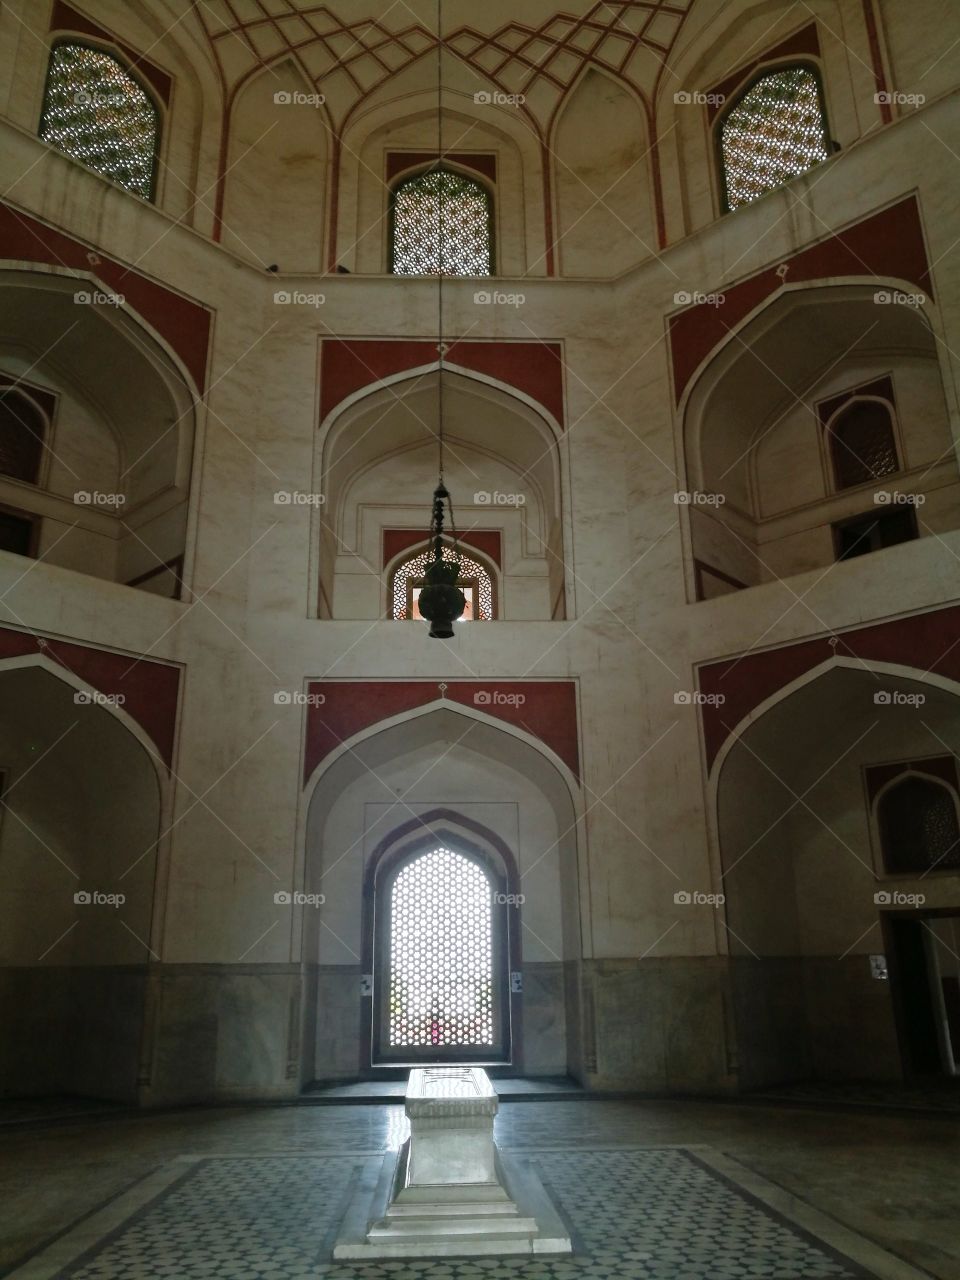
878;775;960;875
719;65;830;211
0;389;45;485
390;168;493;275
829;398;899;490
39;42;160;200
390;542;495;621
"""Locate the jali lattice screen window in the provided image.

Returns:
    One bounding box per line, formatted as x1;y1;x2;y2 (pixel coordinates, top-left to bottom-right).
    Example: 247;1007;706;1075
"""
388;847;494;1049
39;43;159;200
829;399;899;490
719;66;830;211
391;544;494;621
878;776;960;875
391;168;492;275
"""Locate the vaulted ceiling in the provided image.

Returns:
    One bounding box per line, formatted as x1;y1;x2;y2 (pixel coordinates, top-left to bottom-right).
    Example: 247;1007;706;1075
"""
191;1;696;131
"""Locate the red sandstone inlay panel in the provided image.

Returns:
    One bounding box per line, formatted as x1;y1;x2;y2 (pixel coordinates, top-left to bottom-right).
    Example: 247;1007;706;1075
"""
320;339;564;426
383;529;502;568
0;203;212;394
303;679;579;784
669;197;931;403
0;626;181;768
698;604;960;770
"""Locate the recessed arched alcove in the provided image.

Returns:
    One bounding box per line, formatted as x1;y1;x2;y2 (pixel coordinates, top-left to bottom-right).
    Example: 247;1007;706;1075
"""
300;704;582;1083
551;67;656;277
220;59;329;272
0;660;162;1101
0;269;198;597
682;283;960;599
714;660;960;1089
341;87;539;277
315;368;567;621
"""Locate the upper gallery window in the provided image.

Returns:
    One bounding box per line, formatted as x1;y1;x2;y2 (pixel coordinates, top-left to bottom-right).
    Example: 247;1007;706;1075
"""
0;389;45;485
390;168;493;276
828;398;900;491
39;42;160;200
718;65;830;211
390;542;495;622
878;775;960;875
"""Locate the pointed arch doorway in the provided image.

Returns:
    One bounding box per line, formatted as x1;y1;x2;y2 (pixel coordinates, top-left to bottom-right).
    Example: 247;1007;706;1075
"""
365;817;520;1068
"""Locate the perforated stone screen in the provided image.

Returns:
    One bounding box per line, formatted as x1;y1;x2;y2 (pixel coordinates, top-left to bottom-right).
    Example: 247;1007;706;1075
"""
392;544;493;620
391;168;492;275
388;847;494;1049
40;43;159;200
879;777;960;874
830;400;899;490
720;66;829;211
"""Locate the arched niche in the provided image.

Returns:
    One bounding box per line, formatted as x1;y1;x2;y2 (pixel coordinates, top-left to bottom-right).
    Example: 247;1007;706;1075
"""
0;269;198;597
713;660;960;1089
681;283;960;598
339;85;542;276
656;0;868;239
552;68;655;277
314;368;566;621
0;660;163;1101
221;60;329;272
300;704;583;1082
25;4;223;232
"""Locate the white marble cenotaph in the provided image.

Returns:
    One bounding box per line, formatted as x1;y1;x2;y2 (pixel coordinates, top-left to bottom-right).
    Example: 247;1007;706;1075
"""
333;1066;572;1259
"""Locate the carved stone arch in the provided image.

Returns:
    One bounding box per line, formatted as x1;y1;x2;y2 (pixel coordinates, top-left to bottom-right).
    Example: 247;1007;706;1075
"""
298;702;584;1083
550;64;656;277
362;809;523;1067
677;280;953;601
312;364;570;621
220;58;330;272
341;89;538;276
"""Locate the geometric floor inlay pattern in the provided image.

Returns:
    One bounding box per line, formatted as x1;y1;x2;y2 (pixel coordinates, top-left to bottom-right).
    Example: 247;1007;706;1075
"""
63;1149;873;1280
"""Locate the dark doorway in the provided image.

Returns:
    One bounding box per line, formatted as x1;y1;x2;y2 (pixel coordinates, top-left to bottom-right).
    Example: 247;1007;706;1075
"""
886;914;947;1076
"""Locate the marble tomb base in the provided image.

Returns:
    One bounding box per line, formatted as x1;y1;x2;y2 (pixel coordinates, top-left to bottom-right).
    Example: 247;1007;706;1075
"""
333;1066;572;1259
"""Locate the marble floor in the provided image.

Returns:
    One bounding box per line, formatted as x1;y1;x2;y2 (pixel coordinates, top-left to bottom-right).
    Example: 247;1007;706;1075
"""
0;1099;957;1280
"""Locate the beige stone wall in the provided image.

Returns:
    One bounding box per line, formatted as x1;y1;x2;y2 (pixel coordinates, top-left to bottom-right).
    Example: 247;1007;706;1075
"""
0;0;958;1100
